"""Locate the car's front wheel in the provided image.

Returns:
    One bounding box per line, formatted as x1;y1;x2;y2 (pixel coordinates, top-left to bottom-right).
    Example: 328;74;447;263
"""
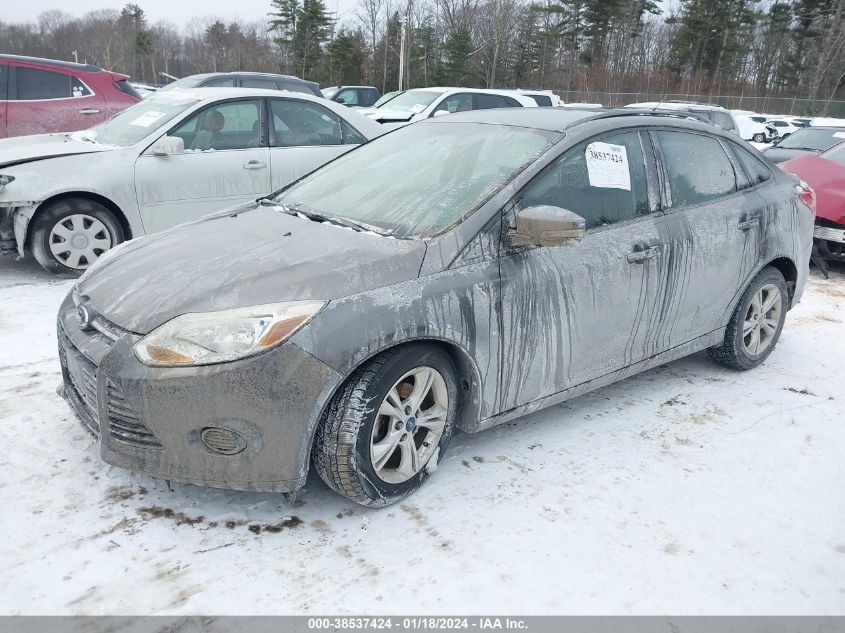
30;198;124;277
313;344;458;507
708;266;788;370
752;133;766;143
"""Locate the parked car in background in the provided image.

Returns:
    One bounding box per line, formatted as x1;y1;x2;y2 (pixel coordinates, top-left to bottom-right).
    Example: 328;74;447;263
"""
625;101;739;135
0;54;140;138
781;141;845;274
512;89;563;107
364;87;536;125
322;85;381;107
159;72;321;97
767;118;800;138
55;108;813;507
761;126;845;163
734;114;779;143
0;88;382;275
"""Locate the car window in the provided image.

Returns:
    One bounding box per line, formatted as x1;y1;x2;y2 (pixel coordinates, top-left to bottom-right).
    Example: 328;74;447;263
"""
732;145;772;185
271;99;344;146
360;89;379;107
475;94;509;110
529;94;553;107
437;93;473;114
173;99;262;151
277;79;310;95
335;89;359;106
0;64;7;100
712;111;736;131
341;119;366;145
241;77;277;90
776;128;844;150
657;131;737;207
772;121;787;127
520;131;651;230
15;67;88;100
203;77;236;87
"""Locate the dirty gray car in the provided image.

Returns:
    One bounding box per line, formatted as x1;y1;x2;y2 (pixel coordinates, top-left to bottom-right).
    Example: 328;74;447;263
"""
57;109;815;506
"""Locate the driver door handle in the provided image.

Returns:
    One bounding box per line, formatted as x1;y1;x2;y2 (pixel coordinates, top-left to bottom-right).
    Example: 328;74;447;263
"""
243;160;267;170
627;245;661;263
78;108;100;114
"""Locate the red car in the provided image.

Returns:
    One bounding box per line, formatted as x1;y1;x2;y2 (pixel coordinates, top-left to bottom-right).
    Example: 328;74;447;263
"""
781;139;845;275
0;54;141;138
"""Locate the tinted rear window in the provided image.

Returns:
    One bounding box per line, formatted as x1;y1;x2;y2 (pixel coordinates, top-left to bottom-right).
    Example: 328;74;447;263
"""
658;131;737;207
529;95;553;107
113;79;141;99
241;77;277;90
16;67;85;100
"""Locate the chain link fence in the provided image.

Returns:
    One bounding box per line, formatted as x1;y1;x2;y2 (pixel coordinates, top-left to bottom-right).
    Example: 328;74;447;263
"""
556;91;845;118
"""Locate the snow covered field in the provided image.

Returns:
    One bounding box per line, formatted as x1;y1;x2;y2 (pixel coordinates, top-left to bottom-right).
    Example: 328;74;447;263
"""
0;253;843;615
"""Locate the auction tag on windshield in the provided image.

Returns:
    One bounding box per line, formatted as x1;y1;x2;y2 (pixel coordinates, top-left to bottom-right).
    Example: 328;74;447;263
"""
834;132;845;139
129;111;166;127
585;142;630;191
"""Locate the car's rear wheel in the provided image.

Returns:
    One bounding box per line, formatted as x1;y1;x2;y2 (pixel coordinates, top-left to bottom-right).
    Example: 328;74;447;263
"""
752;133;766;143
30;198;124;277
312;344;458;507
707;266;788;370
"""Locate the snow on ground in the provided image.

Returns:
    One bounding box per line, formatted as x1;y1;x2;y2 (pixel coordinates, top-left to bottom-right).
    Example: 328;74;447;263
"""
0;253;843;615
749;141;772;151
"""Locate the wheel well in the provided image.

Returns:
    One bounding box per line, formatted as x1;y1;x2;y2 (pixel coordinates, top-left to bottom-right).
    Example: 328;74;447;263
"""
767;256;798;301
29;192;132;246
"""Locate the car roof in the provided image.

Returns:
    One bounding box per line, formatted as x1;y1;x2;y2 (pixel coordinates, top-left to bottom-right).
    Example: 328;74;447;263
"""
164;87;330;101
626;101;728;111
0;54;102;73
427;107;725;134
186;71;306;81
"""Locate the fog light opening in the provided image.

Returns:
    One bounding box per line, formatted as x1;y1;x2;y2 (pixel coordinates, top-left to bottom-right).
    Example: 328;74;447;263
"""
200;427;247;455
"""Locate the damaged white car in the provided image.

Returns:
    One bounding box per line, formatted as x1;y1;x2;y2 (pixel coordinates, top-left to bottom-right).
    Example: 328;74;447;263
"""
0;87;382;275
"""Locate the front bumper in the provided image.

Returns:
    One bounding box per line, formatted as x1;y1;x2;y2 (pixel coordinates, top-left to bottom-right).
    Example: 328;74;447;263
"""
57;294;343;493
814;223;845;262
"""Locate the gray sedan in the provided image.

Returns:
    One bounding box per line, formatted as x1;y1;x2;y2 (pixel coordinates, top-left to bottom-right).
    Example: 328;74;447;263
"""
58;109;814;506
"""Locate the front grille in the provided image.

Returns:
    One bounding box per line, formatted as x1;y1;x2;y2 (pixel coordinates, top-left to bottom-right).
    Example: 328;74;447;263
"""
59;318;162;450
106;380;163;449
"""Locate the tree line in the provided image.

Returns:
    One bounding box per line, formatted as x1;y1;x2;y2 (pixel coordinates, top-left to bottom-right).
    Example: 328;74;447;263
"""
0;0;843;108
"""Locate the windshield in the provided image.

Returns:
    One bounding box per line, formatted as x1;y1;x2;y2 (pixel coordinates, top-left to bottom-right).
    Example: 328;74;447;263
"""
822;138;845;166
376;89;441;113
373;91;400;107
76;93;200;147
274;121;559;238
776;128;845;151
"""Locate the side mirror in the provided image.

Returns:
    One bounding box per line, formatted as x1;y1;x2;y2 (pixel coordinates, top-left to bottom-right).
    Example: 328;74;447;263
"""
335;96;346;104
433;109;450;117
151;135;185;156
510;205;585;247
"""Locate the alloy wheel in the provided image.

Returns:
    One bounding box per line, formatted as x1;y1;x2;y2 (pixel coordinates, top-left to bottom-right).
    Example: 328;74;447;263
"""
742;283;782;356
370;366;448;484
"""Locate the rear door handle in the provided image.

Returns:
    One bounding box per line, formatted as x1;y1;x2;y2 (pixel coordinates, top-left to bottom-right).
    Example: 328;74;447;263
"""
737;217;759;231
627;245;661;263
78;108;101;115
243;160;267;170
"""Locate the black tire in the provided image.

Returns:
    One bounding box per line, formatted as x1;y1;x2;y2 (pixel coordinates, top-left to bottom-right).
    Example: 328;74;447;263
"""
707;266;788;370
30;198;124;277
312;344;459;507
752;133;765;143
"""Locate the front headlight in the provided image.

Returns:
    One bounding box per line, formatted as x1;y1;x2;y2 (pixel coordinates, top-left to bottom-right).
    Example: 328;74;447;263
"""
133;300;326;367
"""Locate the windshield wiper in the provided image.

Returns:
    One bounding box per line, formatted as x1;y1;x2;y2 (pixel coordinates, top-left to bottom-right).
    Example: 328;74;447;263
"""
259;198;386;235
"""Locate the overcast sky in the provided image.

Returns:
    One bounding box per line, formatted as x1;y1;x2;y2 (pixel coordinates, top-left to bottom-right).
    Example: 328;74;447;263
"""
2;0;362;30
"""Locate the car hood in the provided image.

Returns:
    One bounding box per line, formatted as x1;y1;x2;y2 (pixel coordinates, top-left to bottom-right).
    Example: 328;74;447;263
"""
76;204;427;334
761;147;818;163
0;133;112;169
780;154;845;225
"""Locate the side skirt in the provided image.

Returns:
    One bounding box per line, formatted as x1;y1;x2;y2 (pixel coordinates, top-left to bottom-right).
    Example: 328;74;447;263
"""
472;329;725;433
